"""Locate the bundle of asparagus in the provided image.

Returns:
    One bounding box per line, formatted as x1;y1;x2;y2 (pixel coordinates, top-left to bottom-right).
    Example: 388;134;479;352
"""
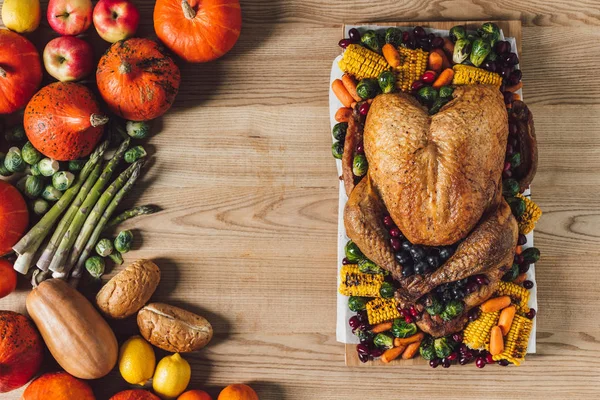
12;139;158;286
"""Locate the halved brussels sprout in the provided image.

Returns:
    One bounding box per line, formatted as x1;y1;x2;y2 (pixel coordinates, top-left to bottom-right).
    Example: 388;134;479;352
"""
477;22;501;47
95;238;114;257
453;38;472;64
0;153;12;177
42;185;63;202
348;296;369;312
344;240;364;263
332;141;344;159
68;160;86;173
438;86;454;99
126;120;152;139
417;86;438;106
32;198;50;216
38;158;60;177
52;171;75;192
124;146;147;164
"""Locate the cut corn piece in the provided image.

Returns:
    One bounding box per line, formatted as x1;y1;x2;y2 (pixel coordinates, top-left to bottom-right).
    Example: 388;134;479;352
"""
452;64;502;87
495;281;530;314
338;265;383;297
394;47;429;92
516;193;542;235
492;314;533;366
366;298;401;325
463;311;500;350
338;44;390;80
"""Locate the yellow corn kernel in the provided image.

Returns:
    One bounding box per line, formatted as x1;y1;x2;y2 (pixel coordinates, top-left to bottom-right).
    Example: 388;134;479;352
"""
452;64;502;87
394;47;428;92
463;311;500;350
495;281;530;314
516;193;542;235
338;265;384;297
366;298;401;325
338;44;390;80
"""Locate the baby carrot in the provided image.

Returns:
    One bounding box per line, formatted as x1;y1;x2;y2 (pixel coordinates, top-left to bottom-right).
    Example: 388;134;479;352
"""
401;341;422;359
428;52;443;72
342;74;361;102
513;273;527;284
442;37;454;59
393;332;424;347
431;48;451;70
332;79;355;108
335;107;352;122
505;81;523;92
480;296;511;313
432;68;454;89
489;326;504;356
371;321;393;334
382;43;402;68
381;345;406;363
498;305;517;336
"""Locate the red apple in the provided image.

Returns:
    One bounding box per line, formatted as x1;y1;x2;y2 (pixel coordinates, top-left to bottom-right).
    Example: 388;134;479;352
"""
47;0;93;36
43;36;94;82
93;0;140;43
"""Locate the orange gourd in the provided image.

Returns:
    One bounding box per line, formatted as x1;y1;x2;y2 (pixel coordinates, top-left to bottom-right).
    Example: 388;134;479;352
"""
0;180;29;256
218;384;258;400
154;0;242;63
24;82;108;161
96;38;181;121
22;372;95;400
0;259;17;299
109;389;161;400
0;29;42;114
179;390;213;400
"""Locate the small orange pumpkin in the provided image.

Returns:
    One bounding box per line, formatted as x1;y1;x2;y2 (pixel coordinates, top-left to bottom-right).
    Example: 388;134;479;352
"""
154;0;242;63
22;372;95;400
24;82;108;161
178;390;213;400
96;38;180;121
218;384;258;400
0;180;29;256
0;259;17;299
109;389;161;400
0;29;42;114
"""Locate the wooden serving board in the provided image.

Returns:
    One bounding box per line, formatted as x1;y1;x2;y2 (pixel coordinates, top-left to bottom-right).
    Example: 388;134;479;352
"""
342;20;522;367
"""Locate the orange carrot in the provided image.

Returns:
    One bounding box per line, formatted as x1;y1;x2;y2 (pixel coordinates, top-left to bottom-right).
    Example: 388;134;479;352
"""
432;68;454;89
381;345;406;363
489;326;504;356
350;101;357;108
498;305;517;336
442;37;454;59
432;48;451;70
382;43;401;68
513;93;521;101
515;245;523;255
505;81;523;93
428;52;443;72
342;74;362;102
335;107;352;122
513;273;527;284
371;321;393;334
480;296;511;313
332;79;355;108
401;341;422;359
393;332;424;347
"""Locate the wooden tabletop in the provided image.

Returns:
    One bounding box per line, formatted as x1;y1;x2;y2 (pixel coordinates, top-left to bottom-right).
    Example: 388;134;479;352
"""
2;1;600;399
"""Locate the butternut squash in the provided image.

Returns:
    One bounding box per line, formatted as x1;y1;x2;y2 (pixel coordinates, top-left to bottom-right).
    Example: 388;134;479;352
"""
26;279;118;379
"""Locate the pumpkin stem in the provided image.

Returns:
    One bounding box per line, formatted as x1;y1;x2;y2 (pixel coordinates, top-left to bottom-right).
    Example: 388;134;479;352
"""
90;114;110;127
0;67;6;78
181;0;196;19
119;62;132;75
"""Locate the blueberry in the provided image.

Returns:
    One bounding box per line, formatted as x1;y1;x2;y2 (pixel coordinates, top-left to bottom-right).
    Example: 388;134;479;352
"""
402;265;415;277
426;255;441;269
438;246;454;260
410;246;426;260
401;241;412;251
414;260;428;275
395;251;412;265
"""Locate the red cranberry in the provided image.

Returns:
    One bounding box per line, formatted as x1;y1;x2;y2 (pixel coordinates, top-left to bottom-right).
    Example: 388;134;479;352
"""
359;102;370;116
431;36;444;48
504;161;512;172
506;143;514;156
383;215;394;228
356;311;368;323
497;359;510;366
348;28;361;43
404;316;414;324
358;352;370;363
420;71;437;84
447;352;458;361
389;227;401;237
514;254;524;264
339;39;352;48
463;350;473;359
441;358;451;368
370;348;384;358
503;169;513;179
526;308;536;319
475;357;486;368
413;26;426;38
429;358;440;368
519;263;530;274
459;357;470;365
452;333;463;343
475;275;489;285
357;343;370;355
465;281;478;294
523;280;534;289
468;308;481;322
485;353;494;364
518;234;527;245
409;305;419;317
349;316;360;329
390;237;401;251
411;80;424;91
400;308;410;318
459;344;469;354
342;257;350;265
356;141;364;154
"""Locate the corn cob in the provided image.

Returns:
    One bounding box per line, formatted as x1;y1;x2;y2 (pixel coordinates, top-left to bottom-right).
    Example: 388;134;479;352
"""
452;64;502;87
492;314;533;366
366;298;401;325
515;193;542;235
338;265;384;297
338;44;390;80
495;281;530;314
394;47;428;92
463;311;500;350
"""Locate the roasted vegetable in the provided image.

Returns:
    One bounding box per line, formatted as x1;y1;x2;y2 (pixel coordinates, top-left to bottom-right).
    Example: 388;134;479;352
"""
366;298;401;324
425;296;444;316
521;247;540;263
29;163;41;176
373;333;394;349
95;238;114;257
358;258;385;275
4;147;25;173
453;38;472;64
477;22;501;47
379;281;395;299
114;230;134;254
429;97;448;115
378;70;396;94
68;160;86;173
52;171;75;192
449;25;467;42
21;142;42;165
41;185;63;202
109;251;124;265
332;141;344;159
495;281;531;314
438;86;454;99
508;152;521;168
85;256;106;279
356;78;380;100
440;300;464;321
463;311;500;350
502;179;520;197
37;158;60;177
339;265;383;297
344;240;364;263
506;196;526;217
352;154;368;177
452;64;503;87
516;194;542;234
469;38;491;67
419;336;436;360
32;198;50;216
434;337;453;358
338;44;390;80
0;153;11;176
332;122;348;141
391;318;418;338
126;121;151;139
492;314;532;366
417;86;438;106
24;175;44;199
502;263;519;282
352;326;373;342
384;27;403;47
360;30;383;53
124;146;147;164
348;296;369;312
394;47;429;92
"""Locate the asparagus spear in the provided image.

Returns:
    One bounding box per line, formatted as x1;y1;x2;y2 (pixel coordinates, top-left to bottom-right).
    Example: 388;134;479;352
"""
106;205;161;229
48;139;131;273
13;141;109;274
70;160;145;287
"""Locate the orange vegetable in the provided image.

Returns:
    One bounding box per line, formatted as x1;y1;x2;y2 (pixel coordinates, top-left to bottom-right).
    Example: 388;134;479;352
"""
331;79;354;108
342;74;361;102
393;332;424;347
218;384;258;400
431;48;451;70
22;372;95;400
178;390;213;400
442;37;454;59
110;389;161;400
335;107;352;122
381;345;405;363
401;341;421;359
0;259;17;299
0;180;29;256
371;321;393;334
513;273;527;284
515;245;523;254
428;52;443;72
506;81;523;92
498;305;517;336
382;43;401;68
480;296;511;313
432;68;454;89
513;93;521;101
489;326;504;356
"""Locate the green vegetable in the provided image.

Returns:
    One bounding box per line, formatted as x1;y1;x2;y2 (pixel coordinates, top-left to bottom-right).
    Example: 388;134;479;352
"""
344;240;364;263
419;337;436;360
352;326;373;342
469;38;492;67
332;141;344;159
124;145;147;164
5;125;26;143
502;179;520;197
438;86;454;99
358;258;385;275
378;70;396;94
332;122;348;141
68;160;86;173
126;120;152;139
449;25;467;42
360;30;383;53
477;22;501;46
440;300;464;321
373;333;394;349
4;147;25;173
434;337;453;359
509;152;521;168
453;38;472;64
114;230;134;253
29;163;41;176
106;205;160;229
52;171;75;192
85;256;106;279
348;296;369;312
95;238;114;257
379;281;395;298
352;154;368;177
503;263;519;282
391;318;418;338
466;32;479;42
37;158;60;177
41;185;63;202
522;247;540;263
429;97;448;115
109;251;124;265
356;78;380;100
32;198;50;216
0;153;12;177
425;296;444;316
417;86;438;106
24;175;45;199
384;27;403;47
506;196;526;217
487;51;498;62
21;142;42;165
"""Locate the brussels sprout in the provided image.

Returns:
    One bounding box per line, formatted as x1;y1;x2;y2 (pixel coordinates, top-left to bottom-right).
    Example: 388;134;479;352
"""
332;122;348;141
24;175;45;199
358;258;385;275
68;160;86;172
425;296;444;316
114;230;134;253
477;22;501;46
391;318;418;338
434;337;453;358
344;240;364;263
352;326;373;342
5;125;25;143
378;70;396;94
38;158;60;177
508;152;521;168
502;179;520;197
453;38;472;64
438;86;454;99
29;163;42;176
522;247;541;263
4;147;25;173
379;281;395;298
95;238;114;257
348;296;369;312
356;78;380;100
32;198;50;216
449;25;467;42
419;336;436;360
332;141;344;159
417;86;438;106
503;263;519;282
373;333;394;349
124;146;147;164
428;97;448;115
385;27;403;47
360;30;383;53
126;120;152;139
52;171;75;191
21;141;42;165
41;185;63;202
506;196;526;217
440;300;464;321
85;256;106;279
352;154;368;177
109;251;124;265
487;50;498;62
469;38;492;67
0;153;12;177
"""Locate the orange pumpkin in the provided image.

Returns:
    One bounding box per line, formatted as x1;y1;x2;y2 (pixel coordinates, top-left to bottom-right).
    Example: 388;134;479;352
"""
0;29;42;114
109;389;161;400
218;384;258;400
0;311;44;393
0;259;17;299
96;38;180;121
178;390;213;400
22;371;95;400
0;180;29;256
24;82;108;161
154;0;242;63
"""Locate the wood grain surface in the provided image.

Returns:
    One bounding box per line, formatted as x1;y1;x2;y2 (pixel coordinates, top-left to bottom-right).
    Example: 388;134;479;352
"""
1;1;600;399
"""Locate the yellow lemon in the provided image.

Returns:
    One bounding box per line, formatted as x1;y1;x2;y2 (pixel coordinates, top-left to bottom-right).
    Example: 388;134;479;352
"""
1;0;41;33
118;335;156;386
152;353;191;399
